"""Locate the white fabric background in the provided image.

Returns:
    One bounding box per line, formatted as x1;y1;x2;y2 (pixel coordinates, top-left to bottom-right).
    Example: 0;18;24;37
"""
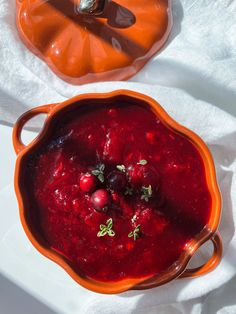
0;0;236;313
0;0;235;122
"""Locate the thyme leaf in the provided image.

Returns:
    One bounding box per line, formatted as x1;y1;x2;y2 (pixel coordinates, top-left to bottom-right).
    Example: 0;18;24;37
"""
141;185;152;202
116;165;126;173
128;225;141;241
97;218;115;238
137;159;148;166
92;163;105;183
124;187;133;196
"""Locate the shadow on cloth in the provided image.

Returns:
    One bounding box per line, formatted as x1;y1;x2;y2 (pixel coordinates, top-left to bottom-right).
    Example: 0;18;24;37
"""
0;273;56;314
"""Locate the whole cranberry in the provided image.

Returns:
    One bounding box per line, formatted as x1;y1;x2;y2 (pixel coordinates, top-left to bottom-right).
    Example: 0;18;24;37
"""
128;164;160;191
107;171;127;192
79;173;97;193
91;189;111;211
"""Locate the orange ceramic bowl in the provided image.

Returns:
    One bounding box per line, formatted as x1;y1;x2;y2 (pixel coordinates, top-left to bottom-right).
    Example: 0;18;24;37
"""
13;90;222;294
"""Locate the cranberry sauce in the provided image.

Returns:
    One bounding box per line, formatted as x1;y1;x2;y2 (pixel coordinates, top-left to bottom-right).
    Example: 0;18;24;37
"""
26;102;211;281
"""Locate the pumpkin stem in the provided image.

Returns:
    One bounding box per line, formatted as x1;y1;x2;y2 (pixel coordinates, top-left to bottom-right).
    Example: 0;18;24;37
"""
78;0;106;15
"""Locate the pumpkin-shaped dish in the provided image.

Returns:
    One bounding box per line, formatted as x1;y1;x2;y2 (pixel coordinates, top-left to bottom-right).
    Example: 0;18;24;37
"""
16;0;172;84
13;90;222;294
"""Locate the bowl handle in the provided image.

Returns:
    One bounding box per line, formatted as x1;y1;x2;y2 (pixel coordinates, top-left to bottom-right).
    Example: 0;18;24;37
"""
12;104;56;154
179;231;222;279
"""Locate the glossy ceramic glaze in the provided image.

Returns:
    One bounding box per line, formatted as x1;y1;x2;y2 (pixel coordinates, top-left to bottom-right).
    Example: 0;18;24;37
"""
13;90;222;294
16;0;172;84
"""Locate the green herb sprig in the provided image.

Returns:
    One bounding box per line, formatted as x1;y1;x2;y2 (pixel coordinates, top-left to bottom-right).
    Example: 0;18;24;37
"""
141;185;152;202
116;164;126;173
92;164;105;183
137;159;148;166
97;218;115;237
124;187;133;196
128;225;141;241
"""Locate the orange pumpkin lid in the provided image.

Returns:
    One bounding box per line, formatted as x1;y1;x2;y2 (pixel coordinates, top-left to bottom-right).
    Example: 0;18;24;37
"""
16;0;172;85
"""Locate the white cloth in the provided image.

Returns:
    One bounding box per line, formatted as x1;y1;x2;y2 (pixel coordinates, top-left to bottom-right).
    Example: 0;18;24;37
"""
0;0;236;313
0;0;236;123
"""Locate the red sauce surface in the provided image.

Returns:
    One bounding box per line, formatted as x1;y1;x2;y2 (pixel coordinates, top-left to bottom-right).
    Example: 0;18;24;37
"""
25;103;211;281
